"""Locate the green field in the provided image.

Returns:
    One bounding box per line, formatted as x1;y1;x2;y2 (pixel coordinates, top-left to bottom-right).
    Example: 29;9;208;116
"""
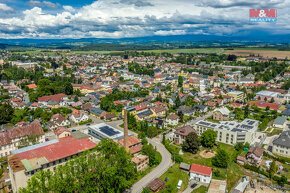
142;48;224;54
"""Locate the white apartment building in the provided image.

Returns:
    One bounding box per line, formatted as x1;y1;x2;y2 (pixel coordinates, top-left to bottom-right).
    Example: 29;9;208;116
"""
195;119;265;146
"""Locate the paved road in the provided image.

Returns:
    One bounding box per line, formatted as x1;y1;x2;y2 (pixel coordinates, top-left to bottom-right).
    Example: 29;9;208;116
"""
130;137;172;193
11;81;30;103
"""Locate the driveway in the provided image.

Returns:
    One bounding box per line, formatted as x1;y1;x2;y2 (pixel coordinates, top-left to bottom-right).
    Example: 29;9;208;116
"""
129;137;172;193
186;111;214;126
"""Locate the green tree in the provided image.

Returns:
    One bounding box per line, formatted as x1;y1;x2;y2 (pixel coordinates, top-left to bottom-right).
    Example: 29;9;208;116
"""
64;81;73;95
200;130;217;148
244;104;249;118
234;142;244;151
269;160;278;178
277;175;287;186
178;76;183;87
0;103;14;124
182;132;200;154
212;148;230;168
142;143;161;166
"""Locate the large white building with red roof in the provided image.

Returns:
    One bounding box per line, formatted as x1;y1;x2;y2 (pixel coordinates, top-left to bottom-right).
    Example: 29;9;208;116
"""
189;163;212;184
8;136;96;192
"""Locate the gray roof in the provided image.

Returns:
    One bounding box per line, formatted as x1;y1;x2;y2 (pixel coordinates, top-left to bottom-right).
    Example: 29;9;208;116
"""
273;130;290;148
273;116;287;126
179;162;190;171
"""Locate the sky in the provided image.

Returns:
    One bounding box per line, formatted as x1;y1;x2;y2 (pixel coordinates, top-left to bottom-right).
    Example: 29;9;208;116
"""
0;0;289;39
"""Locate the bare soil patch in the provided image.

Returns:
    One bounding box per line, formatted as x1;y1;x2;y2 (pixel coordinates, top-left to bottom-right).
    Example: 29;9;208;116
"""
225;50;290;58
199;150;216;158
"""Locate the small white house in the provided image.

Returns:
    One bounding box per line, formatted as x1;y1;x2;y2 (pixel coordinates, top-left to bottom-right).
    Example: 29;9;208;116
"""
272;116;287;129
189;163;212;184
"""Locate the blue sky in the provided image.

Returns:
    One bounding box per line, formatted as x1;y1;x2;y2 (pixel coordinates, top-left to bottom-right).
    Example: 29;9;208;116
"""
0;0;289;39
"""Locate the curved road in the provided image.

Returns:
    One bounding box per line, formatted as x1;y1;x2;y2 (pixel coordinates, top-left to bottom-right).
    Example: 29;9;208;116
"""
130;137;172;193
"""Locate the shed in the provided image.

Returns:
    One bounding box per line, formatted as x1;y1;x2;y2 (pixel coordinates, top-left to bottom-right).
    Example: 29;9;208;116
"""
179;162;191;171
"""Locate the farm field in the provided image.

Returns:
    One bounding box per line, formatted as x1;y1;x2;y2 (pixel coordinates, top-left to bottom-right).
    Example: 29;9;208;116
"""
225;49;290;58
142;48;224;54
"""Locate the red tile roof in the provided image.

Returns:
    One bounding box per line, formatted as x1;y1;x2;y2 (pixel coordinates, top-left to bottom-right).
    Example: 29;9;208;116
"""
26;84;37;89
190;163;212;176
38;93;67;102
0;121;44;146
134;103;147;111
16;136;96;163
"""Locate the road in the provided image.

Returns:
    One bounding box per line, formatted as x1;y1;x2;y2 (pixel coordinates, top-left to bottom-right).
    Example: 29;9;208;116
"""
130;137;172;193
11;81;30;103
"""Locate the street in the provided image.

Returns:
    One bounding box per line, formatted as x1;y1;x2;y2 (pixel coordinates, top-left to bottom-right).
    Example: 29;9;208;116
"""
186;111;214;126
130;137;172;193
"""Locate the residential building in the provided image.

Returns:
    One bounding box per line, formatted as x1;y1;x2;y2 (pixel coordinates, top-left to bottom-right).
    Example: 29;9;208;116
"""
213;107;230;121
195;119;264;146
0;121;45;158
246;146;264;166
174;125;196;144
189;163;212;184
70;110;89;124
47;114;70;130
272;116;287;129
8;136;96;192
272;130;290;158
227;91;244;102
165;113;179;127
132;154;149;171
118;135;143;155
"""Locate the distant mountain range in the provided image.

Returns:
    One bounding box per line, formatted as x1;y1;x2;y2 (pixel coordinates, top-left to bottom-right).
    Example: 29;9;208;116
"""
0;34;289;49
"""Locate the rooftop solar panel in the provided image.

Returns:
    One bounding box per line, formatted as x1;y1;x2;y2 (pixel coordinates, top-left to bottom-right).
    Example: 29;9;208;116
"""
100;126;120;137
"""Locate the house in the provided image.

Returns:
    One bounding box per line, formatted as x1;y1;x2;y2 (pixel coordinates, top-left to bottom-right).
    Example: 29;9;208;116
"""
54;127;71;138
227;91;244;102
236;155;247;166
0;121;45;158
26;84;37;90
165;113;179;127
100;112;117;121
70;110;89;124
151;105;167;117
147;178;165;193
272;130;290;158
189;163;212;184
272;116;287;129
213;107;230;121
38;93;68;106
8;136;96;192
193;104;208;113
90;107;106;118
47;114;70;130
177;105;194;116
132;154;149;171
174;125;196;144
246;146;264;166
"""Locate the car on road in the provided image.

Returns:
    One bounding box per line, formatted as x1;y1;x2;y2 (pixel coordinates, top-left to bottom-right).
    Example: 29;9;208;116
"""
177;180;182;189
72;129;76;132
191;183;197;188
86;123;91;126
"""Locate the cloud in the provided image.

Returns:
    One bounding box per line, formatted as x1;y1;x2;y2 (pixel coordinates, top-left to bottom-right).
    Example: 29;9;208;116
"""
0;3;13;12
0;0;288;39
26;0;60;9
196;0;286;8
63;6;75;12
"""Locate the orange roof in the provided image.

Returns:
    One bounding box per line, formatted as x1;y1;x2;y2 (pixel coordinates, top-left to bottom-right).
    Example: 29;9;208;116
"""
26;84;37;89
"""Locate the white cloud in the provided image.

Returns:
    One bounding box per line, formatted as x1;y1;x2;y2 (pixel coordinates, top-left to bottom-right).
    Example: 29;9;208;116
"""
63;6;75;12
27;0;60;9
0;0;288;39
0;3;13;12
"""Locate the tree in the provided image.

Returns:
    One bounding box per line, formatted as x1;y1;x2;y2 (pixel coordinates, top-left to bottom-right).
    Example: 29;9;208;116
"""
74;95;79;102
182;132;200;154
178;76;183;87
212;148;230;168
142;143;161;166
142;187;151;193
0;103;14;124
20;138;136;193
64;82;73;95
269;160;278;178
200;130;217;148
244;104;249;118
277;175;287;186
234;142;244;151
175;96;181;109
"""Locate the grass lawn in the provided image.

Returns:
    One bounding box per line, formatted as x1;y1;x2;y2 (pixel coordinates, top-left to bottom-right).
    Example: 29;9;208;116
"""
191;185;208;193
160;163;189;193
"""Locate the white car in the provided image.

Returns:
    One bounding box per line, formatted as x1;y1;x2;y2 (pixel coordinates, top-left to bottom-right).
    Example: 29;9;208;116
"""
177;180;183;189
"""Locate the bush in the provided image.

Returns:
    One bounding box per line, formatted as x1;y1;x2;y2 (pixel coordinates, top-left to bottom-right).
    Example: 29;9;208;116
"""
213;169;221;178
212;148;230;168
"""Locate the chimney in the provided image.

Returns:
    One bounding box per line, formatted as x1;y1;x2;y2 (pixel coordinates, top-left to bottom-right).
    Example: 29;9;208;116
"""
124;109;129;151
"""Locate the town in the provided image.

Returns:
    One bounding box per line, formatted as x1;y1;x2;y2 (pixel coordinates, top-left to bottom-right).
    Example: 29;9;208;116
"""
0;49;290;193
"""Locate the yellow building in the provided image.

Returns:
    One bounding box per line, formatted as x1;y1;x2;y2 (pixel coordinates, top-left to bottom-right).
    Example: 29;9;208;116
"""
227;91;244;102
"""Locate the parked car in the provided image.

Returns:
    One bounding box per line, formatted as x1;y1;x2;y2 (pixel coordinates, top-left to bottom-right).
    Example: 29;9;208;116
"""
177;180;183;189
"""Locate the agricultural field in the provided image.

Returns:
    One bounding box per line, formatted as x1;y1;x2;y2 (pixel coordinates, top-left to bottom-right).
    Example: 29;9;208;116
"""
143;48;225;54
225;49;290;58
